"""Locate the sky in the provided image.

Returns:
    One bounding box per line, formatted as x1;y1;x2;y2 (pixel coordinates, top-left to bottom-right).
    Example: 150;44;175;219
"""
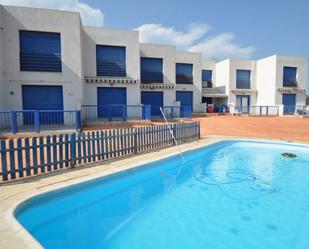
1;0;309;89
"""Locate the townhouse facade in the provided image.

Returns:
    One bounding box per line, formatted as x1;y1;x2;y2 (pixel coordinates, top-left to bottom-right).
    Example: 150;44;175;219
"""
0;5;307;117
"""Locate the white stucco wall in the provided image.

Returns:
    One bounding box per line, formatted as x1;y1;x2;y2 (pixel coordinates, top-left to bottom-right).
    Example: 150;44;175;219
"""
275;55;307;106
140;43;177;106
256;55;277;105
256;55;307;106
0;5;307;115
0;5;84;110
228;59;257;105
83;26;140;106
201;60;216;87
175;51;204;112
215;59;230;93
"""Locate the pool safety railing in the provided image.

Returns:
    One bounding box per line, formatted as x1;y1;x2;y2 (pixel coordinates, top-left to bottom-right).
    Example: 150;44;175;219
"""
159;107;185;163
0;121;200;182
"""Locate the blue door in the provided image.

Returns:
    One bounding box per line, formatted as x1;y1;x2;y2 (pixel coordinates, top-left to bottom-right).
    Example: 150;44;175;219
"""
236;95;250;113
22;85;64;125
141;91;163;116
176;91;193;117
282;94;296;114
97;87;127;118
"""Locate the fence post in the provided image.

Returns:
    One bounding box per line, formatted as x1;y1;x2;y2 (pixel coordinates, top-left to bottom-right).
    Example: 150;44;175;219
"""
133;128;138;154
75;110;81;131
70;133;76;168
266;106;269;116
142;105;151;120
122;105;127;121
10;110;17;134
34;111;40;133
108;106;112;122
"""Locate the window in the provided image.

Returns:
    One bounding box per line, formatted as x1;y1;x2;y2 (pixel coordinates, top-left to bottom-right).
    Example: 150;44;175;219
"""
141;57;163;83
176;63;193;84
202;70;212;88
96;45;126;77
19;31;61;72
283;67;297;87
236;70;251;89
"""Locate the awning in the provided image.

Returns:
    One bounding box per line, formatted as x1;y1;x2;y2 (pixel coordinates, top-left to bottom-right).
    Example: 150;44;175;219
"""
202;94;228;98
141;83;174;89
85;76;138;84
277;87;306;93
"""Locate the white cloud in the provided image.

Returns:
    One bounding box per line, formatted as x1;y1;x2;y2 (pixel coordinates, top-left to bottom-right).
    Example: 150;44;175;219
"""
136;23;255;59
136;23;210;50
0;0;104;26
189;33;255;59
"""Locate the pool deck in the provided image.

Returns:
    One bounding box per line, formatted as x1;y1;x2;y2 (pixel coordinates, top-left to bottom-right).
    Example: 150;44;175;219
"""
0;136;308;249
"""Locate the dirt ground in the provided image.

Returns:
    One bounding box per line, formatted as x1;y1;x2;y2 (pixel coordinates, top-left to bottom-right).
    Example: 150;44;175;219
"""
197;116;309;142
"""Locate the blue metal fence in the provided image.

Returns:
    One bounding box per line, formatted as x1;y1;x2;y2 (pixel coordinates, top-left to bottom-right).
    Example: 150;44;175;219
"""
0;105;193;134
0;110;81;134
81;105;151;123
0;121;200;182
81;105;192;123
284;105;309;115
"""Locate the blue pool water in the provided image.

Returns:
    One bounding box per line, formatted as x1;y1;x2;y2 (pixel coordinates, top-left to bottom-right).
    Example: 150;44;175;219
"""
16;141;309;249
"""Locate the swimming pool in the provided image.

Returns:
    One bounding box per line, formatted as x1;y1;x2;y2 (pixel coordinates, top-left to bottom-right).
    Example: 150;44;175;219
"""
16;140;309;249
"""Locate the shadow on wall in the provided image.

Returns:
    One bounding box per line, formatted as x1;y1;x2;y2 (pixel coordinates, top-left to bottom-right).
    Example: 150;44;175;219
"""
1;7;84;110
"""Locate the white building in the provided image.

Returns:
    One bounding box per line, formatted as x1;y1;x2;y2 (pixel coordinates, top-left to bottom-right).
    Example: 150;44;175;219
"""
0;5;307;118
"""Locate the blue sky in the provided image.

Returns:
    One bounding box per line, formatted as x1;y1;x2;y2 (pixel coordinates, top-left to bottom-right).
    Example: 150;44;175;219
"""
1;0;309;88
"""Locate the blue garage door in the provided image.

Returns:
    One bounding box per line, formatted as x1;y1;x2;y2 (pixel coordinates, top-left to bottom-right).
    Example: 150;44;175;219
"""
176;91;193;117
141;91;163;116
176;91;193;107
282;94;296;114
22;85;64;125
97;87;127;118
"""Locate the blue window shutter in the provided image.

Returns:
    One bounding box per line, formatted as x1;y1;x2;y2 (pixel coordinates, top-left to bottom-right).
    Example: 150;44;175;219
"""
236;70;251;89
141;57;163;83
176;63;193;84
19;31;61;72
202;70;212;82
202;70;212;87
283;67;297;87
96;45;126;77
